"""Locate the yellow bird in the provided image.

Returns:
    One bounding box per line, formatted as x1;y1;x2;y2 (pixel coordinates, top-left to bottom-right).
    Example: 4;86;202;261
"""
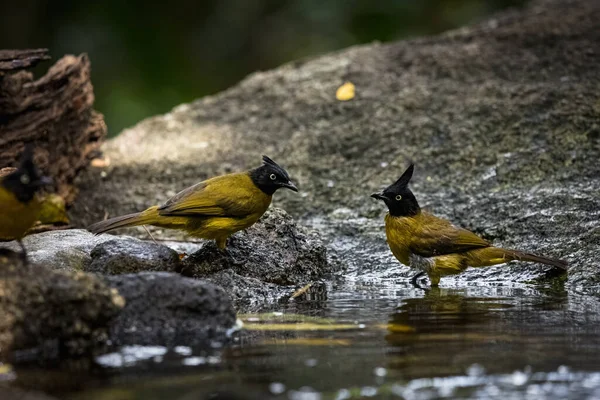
88;156;298;252
371;164;568;287
0;146;52;260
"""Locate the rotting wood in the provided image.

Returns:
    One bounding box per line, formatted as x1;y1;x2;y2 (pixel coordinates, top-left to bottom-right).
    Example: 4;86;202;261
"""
0;48;50;73
0;48;106;205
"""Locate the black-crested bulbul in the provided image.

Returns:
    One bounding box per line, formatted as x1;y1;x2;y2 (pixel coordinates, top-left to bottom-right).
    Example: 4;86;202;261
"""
371;164;568;287
88;156;298;250
0;146;52;260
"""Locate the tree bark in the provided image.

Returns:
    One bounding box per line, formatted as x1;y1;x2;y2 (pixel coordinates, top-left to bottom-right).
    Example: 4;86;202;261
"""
0;48;106;205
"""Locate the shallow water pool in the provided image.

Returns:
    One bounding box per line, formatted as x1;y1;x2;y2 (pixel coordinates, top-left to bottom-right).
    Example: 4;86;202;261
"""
9;277;600;400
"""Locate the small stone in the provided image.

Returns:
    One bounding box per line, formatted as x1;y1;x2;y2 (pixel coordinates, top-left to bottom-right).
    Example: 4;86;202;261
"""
105;272;236;347
304;358;318;367
88;238;181;275
269;382;286;394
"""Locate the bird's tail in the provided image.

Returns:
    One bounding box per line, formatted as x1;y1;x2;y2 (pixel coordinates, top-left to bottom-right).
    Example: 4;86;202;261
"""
466;247;568;270
87;206;159;235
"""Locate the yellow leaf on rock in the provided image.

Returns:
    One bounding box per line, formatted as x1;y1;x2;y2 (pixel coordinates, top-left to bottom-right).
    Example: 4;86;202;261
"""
290;283;312;299
336;82;355;101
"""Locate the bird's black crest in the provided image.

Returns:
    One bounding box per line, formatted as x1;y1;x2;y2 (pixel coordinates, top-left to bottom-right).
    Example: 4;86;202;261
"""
250;155;296;195
1;145;50;203
373;164;420;217
388;164;414;191
262;155;291;181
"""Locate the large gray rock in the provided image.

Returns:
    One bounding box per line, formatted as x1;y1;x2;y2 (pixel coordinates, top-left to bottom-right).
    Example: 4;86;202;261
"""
69;0;600;291
0;231;182;275
179;208;337;306
104;272;236;346
0;253;124;361
181;208;333;282
0;229;113;271
88;238;181;274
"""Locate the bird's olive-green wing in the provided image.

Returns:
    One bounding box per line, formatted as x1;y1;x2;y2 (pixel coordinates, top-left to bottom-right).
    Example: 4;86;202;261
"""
157;173;254;218
409;216;490;257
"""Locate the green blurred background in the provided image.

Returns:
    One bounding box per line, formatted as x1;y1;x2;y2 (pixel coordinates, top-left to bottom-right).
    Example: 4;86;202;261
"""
0;0;527;136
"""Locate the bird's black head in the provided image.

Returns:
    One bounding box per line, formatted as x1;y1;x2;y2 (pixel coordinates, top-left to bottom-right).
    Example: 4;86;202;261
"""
250;155;298;195
1;146;52;203
371;164;420;217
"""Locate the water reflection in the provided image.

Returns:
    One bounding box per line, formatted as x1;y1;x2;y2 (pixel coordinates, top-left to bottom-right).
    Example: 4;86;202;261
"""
7;282;600;400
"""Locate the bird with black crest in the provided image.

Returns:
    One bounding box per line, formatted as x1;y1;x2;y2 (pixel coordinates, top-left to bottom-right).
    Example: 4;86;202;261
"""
371;164;568;287
0;145;53;261
88;155;298;258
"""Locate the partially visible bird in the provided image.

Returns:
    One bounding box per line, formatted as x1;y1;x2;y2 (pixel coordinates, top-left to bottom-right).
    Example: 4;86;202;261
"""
371;164;568;287
0;146;53;260
88;155;298;253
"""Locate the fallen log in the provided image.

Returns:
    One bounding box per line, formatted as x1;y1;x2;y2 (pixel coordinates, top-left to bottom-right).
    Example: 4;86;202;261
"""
0;48;106;205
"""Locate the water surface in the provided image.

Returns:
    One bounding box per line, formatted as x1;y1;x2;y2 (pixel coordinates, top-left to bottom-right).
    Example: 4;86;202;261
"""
9;277;600;400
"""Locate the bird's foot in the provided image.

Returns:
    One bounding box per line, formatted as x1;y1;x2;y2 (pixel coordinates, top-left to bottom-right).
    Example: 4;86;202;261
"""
410;271;428;289
17;240;29;266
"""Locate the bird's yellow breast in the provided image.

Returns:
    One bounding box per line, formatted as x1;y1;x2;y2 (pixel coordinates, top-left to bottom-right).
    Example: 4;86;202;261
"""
0;188;41;240
184;173;272;239
384;212;419;266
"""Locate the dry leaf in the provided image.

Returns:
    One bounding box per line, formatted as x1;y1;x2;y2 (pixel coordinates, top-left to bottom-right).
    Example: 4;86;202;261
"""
290;282;312;299
336;81;355;101
91;156;111;168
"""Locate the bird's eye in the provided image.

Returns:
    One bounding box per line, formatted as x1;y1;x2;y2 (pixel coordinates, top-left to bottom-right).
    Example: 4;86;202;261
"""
20;174;30;184
395;194;402;201
270;174;277;180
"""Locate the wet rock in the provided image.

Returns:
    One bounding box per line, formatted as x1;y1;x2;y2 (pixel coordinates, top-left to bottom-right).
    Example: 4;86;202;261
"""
179;208;337;306
205;269;291;308
0;253;124;362
0;229;113;272
104;272;236;346
69;0;600;290
87;238;181;275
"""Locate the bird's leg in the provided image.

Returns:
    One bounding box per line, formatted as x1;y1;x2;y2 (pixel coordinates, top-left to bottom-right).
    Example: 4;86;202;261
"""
17;239;28;266
217;237;246;266
143;225;159;245
408;253;435;289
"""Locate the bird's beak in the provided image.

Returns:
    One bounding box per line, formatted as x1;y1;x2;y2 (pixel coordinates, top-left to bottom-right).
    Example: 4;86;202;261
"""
282;181;298;192
371;192;386;201
37;176;53;186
